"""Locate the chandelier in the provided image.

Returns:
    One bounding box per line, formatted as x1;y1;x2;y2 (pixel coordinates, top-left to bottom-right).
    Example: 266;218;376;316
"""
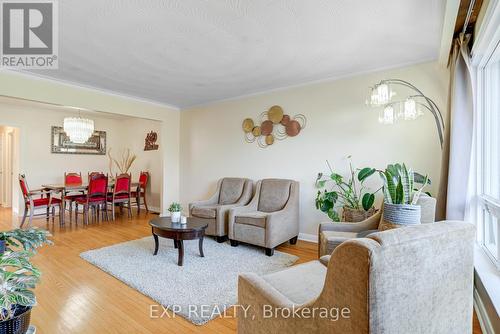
366;79;445;148
63;114;94;144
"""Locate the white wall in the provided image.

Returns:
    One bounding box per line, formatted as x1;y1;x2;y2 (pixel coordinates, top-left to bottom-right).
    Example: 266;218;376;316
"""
180;61;449;237
0;99;162;213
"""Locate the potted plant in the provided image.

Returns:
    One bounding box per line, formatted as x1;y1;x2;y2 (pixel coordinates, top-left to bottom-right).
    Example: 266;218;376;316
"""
0;228;52;334
315;158;380;222
168;202;183;223
378;163;429;230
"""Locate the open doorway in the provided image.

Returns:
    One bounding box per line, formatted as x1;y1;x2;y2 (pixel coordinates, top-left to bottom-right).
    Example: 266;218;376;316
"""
0;126;20;215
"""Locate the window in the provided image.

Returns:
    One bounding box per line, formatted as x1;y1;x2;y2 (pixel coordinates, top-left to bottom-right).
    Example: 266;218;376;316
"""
476;40;500;268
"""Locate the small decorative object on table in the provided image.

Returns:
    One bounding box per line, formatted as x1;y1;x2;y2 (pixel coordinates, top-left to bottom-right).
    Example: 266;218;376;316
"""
378;163;430;230
168;202;183;223
180;216;187;225
0;228;52;334
315;157;379;222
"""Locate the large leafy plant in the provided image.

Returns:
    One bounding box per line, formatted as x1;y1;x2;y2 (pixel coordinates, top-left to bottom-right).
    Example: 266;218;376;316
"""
380;163;429;205
0;228;51;321
315;158;379;222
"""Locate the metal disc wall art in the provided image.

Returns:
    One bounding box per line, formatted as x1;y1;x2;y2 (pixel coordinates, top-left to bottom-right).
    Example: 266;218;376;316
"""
242;105;307;148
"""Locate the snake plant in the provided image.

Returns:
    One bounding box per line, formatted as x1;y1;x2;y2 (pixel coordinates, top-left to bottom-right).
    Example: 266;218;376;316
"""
380;163;429;205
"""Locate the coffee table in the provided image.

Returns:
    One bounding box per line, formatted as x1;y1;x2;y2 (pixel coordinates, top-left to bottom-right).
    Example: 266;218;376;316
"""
149;217;208;266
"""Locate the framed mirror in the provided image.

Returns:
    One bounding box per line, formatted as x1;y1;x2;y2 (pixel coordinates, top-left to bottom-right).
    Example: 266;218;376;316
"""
51;126;106;155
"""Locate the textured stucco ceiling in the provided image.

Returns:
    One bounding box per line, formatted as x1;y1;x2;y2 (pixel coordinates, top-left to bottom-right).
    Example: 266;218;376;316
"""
28;0;445;108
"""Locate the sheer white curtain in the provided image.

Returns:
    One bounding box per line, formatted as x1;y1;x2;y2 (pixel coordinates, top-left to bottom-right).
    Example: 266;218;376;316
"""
436;34;476;221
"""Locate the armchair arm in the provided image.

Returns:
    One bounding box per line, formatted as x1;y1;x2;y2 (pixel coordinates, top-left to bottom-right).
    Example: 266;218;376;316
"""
239;273;296;309
318;211;381;234
188;180;222;212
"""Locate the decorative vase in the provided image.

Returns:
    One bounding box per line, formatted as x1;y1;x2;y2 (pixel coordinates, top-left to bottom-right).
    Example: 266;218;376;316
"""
0;306;31;334
342;206;377;223
171;211;181;223
380;203;421;230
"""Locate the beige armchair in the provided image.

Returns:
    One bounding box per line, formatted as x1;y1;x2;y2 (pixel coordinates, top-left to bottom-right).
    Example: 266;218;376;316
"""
228;179;299;256
238;221;475;334
318;195;437;257
189;177;253;242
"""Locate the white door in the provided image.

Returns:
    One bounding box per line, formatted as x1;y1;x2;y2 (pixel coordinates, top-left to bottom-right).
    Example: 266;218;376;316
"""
6;132;13;207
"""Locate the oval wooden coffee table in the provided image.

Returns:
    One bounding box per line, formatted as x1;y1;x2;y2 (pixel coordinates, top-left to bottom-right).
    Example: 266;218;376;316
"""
149;217;208;266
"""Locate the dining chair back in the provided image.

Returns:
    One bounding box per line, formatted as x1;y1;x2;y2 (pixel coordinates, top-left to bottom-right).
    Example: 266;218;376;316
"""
18;174;62;227
107;173;132;220
88;172;103;182
76;173;108;225
132;171;150;213
65;172;83;185
88;174;108;200
139;171;149;190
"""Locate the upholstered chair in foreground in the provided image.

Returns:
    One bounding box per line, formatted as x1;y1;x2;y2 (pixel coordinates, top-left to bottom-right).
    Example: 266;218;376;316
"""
189;178;253;242
238;221;475;334
318;195;437;257
228;179;299;256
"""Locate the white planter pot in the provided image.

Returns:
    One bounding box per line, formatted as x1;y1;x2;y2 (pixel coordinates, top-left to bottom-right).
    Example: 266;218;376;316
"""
171;211;181;223
383;203;421;226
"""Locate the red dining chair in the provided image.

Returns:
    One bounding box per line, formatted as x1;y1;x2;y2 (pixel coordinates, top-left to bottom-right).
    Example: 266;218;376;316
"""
76;173;108;225
131;171;149;213
19;174;62;227
88;172;103;182
107;173;132;220
64;172;85;221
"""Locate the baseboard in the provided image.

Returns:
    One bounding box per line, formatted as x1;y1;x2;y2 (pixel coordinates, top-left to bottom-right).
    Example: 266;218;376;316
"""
474;287;496;334
298;232;318;243
147;206;161;214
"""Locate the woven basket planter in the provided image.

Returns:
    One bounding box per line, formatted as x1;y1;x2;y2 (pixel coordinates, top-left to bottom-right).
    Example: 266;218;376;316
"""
380;203;421;230
342;206;377;223
0;306;31;334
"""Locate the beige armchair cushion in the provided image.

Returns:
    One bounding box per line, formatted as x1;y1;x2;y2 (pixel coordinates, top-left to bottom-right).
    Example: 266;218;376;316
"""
191;206;217;219
258;179;292;213
261;261;326;304
235;212;267;228
219;178;246;205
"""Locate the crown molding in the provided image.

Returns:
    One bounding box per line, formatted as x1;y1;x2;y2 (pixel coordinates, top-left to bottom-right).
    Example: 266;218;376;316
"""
0;69;181;111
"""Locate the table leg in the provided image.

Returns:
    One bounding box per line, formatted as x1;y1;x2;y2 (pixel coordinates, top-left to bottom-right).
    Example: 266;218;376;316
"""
178;240;184;266
199;236;205;257
153;232;159;256
174;240;178;249
61;191;66;225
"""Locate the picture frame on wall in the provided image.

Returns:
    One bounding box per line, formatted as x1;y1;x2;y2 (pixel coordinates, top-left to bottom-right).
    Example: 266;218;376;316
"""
51;126;106;155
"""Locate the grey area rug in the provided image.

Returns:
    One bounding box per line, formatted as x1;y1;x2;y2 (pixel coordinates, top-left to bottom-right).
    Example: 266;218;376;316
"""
80;236;298;325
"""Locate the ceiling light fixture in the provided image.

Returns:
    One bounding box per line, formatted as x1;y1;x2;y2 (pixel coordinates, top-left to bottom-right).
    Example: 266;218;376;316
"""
63;111;94;144
366;79;445;148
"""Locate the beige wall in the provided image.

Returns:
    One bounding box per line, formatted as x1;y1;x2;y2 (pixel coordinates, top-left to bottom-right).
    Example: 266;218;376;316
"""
180;61;449;237
0;71;180;215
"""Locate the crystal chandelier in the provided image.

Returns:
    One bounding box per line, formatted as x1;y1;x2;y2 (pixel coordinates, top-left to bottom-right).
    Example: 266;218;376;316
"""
63;115;94;144
366;79;445;148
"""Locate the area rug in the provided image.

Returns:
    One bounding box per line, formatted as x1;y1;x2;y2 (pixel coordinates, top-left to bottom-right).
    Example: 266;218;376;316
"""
80;236;298;325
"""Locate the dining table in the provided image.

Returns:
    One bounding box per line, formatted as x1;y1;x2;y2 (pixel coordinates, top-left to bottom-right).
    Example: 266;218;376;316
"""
42;181;140;224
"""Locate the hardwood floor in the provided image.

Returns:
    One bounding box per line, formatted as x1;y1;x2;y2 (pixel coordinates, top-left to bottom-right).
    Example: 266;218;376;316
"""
0;207;482;333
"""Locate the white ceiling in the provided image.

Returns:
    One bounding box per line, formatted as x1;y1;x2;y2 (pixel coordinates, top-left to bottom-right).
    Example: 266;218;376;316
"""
28;0;445;109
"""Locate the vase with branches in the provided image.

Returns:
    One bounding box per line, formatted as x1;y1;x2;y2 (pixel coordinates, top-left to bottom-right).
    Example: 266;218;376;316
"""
107;148;137;176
